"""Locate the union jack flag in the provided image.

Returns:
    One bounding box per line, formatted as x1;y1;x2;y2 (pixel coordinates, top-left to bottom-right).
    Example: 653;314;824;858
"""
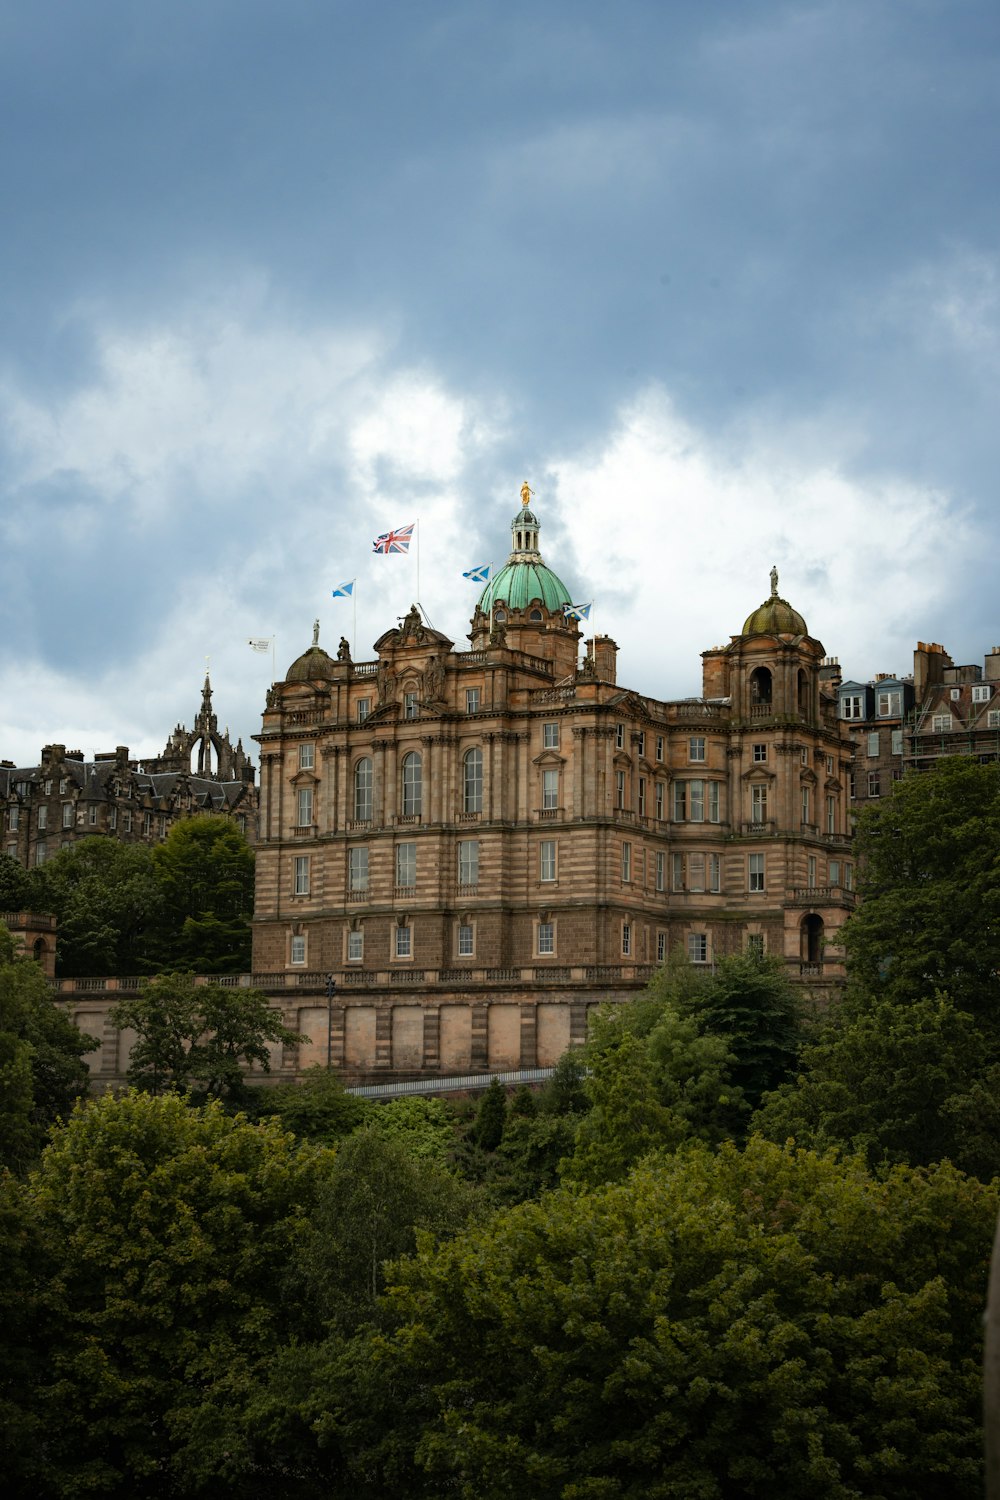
372;523;414;554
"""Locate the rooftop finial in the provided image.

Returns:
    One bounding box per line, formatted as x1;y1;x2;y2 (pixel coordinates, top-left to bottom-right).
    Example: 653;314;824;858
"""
770;564;779;598
312;618;320;647
520;479;534;508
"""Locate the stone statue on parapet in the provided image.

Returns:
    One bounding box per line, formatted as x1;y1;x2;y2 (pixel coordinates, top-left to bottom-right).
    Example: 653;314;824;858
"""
337;636;351;662
770;565;779;598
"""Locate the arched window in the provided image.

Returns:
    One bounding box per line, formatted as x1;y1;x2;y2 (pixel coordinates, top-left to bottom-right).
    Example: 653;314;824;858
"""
494;609;507;623
801;913;824;964
354;757;372;822
529;608;542;621
463;747;483;813
749;666;772;704
402;751;422;816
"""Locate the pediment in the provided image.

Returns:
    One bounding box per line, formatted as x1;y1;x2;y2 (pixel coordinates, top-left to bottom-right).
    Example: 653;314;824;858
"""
741;767;777;783
532;749;567;768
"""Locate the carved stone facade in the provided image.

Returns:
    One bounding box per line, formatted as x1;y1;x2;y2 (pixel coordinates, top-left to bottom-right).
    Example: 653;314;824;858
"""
1;676;258;868
249;496;855;1079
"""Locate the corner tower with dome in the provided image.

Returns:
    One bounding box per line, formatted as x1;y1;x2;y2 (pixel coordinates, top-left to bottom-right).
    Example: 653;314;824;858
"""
250;491;853;1086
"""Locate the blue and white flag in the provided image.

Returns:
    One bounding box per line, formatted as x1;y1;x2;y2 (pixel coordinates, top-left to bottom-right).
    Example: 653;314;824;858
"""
462;563;491;583
331;580;355;598
563;602;593;621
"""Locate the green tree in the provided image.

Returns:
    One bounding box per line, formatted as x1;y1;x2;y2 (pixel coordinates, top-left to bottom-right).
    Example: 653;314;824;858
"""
27;1091;329;1497
29;837;162;977
0;851;32;912
472;1076;508;1151
263;1065;373;1142
110;971;303;1097
753;992;1000;1178
326;1139;995;1498
0;926;94;1171
365;1094;459;1163
150;815;255;972
844;757;1000;1021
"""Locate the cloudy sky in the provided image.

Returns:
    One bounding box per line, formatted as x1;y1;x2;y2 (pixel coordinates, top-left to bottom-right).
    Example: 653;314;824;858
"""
2;0;998;770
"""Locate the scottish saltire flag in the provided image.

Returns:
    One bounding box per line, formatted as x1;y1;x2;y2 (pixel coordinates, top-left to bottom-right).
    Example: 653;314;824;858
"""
563;602;593;621
247;638;271;652
331;580;355;597
372;523;414;554
462;563;491;582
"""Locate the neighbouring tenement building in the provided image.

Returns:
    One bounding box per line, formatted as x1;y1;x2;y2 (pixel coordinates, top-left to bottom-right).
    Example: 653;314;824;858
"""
250;489;855;1079
1;675;258;867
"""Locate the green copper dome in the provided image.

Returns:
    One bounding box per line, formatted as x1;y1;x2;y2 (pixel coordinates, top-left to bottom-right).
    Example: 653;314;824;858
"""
476;486;573;614
742;568;807;637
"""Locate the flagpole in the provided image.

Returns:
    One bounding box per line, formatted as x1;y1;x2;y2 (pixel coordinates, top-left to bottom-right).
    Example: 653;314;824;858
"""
353;586;357;662
272;636;276;686
416;519;421;608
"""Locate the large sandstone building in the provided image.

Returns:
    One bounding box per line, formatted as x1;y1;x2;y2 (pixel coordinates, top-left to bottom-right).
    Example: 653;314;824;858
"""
250;490;854;1077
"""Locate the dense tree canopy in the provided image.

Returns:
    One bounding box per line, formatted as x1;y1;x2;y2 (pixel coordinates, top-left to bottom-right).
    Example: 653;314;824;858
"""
29;838;162;977
311;1139;995;1498
844;757;1000;1022
150;815;255;972
0;925;94;1171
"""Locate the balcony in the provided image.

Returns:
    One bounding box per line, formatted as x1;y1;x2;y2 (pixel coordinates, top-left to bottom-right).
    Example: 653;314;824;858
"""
394;884;417;900
292;824;317;838
457;810;481;823
739;820;776;837
346;888;369;902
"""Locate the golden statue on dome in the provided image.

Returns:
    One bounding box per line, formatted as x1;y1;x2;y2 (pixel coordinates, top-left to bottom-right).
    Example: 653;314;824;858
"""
520;480;534;508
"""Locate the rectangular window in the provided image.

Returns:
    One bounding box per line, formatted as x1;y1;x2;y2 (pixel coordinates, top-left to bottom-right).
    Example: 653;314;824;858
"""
458;922;475;956
750;785;768;823
622;923;632;956
637;732;645;757
747;933;765;957
37;805;47;831
688;853;705;892
62;803;73;829
539;840;556;882
655;851;665;891
689;737;706;762
672;782;686;821
689;780;705;822
707;782;720;823
58;778;67;795
749;853;765;892
708;853;721;892
297;787;313;826
294;855;310;895
396;842;416;888
752;743;767;763
688;933;708;964
989;711;1000;729
299;744;315;769
349;847;369;892
655;736;664;762
844;863;854;890
800;747;808;766
123;810;132;833
808;855;817;888
829;859;841;886
827;795;836;834
891;729;904;754
867;732;880;758
877;690;901;717
35;842;46;867
466;688;480;714
867;771;881;798
347;930;364;961
357;697;370;723
801;786;811;824
542;768;559;810
143;812;152;836
973;684;992;703
537;921;555;955
44;780;52;795
458;839;479;886
841;695;863;719
395;924;412;959
655;782;665;820
404;692;419;720
90;806;99;826
109;807;117;830
290;935;306;965
616;770;626;809
616;723;625;750
5;844;15;859
8;807;18;831
543;721;559;748
621;841;632;882
657;931;666;962
671;852;685;891
826;756;835;775
849;772;856;798
638;777;646;815
932;714;951;731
